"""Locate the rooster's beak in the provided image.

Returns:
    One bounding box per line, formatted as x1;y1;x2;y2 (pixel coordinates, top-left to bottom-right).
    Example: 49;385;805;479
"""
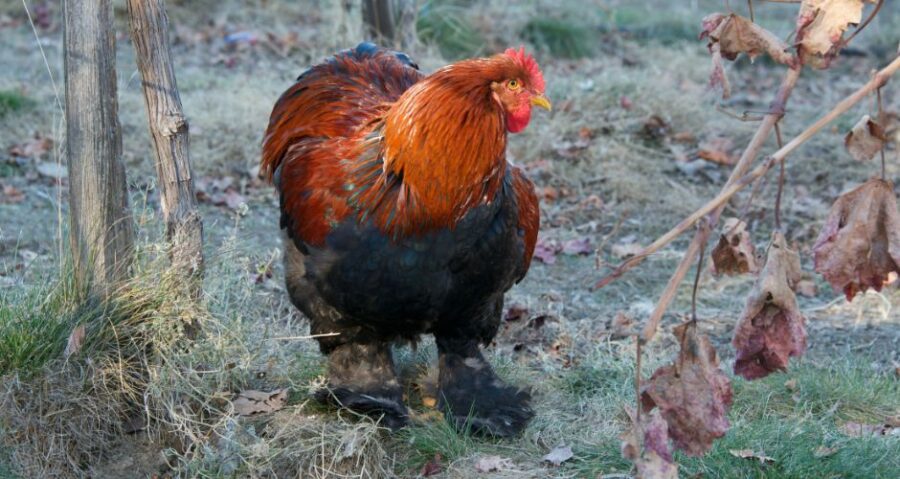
530;94;552;111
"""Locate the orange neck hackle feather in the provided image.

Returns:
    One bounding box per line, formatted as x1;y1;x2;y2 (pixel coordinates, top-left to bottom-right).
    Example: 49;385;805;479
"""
371;52;544;235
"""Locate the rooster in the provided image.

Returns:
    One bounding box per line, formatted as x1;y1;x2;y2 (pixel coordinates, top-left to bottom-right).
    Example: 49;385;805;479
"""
261;43;549;436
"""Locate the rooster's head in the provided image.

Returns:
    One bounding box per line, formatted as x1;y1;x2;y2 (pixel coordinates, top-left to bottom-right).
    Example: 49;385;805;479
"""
490;47;550;133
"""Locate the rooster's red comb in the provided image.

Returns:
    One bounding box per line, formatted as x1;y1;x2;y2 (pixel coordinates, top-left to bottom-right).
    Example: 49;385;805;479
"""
504;46;545;93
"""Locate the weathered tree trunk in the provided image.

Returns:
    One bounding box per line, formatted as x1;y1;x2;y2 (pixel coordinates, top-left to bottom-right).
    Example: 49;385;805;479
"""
362;0;398;43
64;0;134;298
362;0;416;49
127;0;203;291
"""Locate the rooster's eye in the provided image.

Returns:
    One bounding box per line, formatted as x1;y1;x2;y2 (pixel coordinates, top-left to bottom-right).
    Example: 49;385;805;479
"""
507;79;521;90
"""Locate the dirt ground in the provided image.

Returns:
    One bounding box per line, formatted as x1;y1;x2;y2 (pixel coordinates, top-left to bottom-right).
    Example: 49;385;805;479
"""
1;1;899;478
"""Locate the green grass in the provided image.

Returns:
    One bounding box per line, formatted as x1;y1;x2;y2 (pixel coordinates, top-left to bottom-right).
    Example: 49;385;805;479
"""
0;90;33;118
568;359;900;478
0;275;82;376
417;0;485;59
522;18;594;59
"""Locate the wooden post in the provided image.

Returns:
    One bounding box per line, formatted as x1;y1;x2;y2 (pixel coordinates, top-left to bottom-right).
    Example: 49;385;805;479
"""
63;0;134;297
127;0;203;290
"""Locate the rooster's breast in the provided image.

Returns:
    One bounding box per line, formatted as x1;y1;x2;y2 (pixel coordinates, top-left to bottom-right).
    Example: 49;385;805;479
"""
294;178;528;334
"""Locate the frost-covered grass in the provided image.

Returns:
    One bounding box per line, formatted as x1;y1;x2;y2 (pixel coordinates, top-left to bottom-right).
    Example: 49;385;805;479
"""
1;0;899;477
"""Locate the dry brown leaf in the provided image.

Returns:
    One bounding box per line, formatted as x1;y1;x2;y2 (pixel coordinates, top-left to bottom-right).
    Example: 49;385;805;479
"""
701;13;793;98
733;232;806;380
474;455;512;473
542;445;574;466
421;453;443;476
701;13;794;64
813;179;900;301
845;115;886;162
8;134;52;158
796;0;876;68
64;324;86;358
641;322;733;457
729;449;775;464
610;311;638;339
0;184;25;204
232;388;288;416
708;44;732;99
621;408;679;479
711;218;758;276
698;137;737;166
612;241;644;259
36;162;68;180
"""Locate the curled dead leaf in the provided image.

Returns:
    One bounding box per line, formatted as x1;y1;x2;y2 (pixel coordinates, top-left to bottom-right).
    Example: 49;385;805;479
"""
421;453;443;476
232;388;288;416
621;408;679;479
474;455;513;473
813;179;900;301
64;324;86;358
733;232;806;380
609;311;638;339
845;115;886;162
701;13;794;64
796;0;877;68
711;218;758;276
641;322;733;457
542;445;574;466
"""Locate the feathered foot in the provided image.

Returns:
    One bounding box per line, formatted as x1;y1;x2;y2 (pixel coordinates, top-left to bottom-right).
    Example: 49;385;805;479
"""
435;338;533;437
314;342;408;431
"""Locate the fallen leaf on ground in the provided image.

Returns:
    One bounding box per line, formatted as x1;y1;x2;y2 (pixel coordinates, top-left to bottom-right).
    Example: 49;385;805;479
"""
421;453;443;476
609;311;638;339
8;134;52;158
845;115;886;162
729;449;775;464
504;303;529;322
474;455;512;473
813;179;900;301
36;162;68;180
697;137;737;166
711;218;758;276
642;321;733;456
642;115;670;141
562;237;593;256
232;388;288;416
796;0;877;68
621;408;679;479
534;238;560;264
612;240;644;259
543;445;574;466
0;185;25;204
64;324;86;358
733;232;806;380
784;378;798;391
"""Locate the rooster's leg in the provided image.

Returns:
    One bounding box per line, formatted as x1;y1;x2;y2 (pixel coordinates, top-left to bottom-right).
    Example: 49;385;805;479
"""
314;341;409;430
434;336;534;437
